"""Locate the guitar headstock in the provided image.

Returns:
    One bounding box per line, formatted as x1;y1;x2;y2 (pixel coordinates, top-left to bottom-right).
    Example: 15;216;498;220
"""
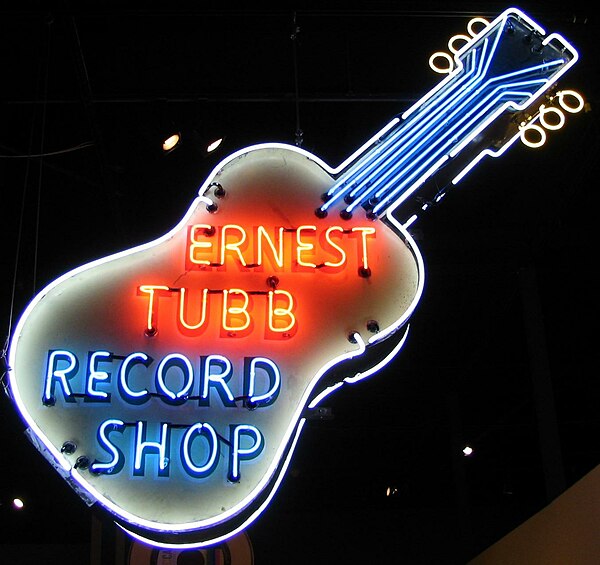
415;8;579;120
415;8;584;189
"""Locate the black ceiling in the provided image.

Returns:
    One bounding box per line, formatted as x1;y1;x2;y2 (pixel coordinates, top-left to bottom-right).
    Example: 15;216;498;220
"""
1;2;598;563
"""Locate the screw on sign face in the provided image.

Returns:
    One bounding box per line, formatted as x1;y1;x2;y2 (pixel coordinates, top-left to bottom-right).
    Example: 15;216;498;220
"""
6;8;583;549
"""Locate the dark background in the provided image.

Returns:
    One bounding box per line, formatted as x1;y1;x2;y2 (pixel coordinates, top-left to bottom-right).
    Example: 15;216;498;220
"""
1;2;598;563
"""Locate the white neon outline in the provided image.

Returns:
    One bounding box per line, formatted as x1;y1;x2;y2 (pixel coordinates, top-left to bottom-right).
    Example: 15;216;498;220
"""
324;44;485;211
181;423;219;476
7;161;377;535
134;421;169;474
403;214;418;229
68;332;372;537
307;382;345;409
155;353;194;400
345;326;410;384
350;9;578;216
308;326;410;408
342;36;496;212
86;350;112;399
119;352;150;400
115;418;307;549
247;357;281;404
6;6;577;545
372;65;567;215
453;89;583;184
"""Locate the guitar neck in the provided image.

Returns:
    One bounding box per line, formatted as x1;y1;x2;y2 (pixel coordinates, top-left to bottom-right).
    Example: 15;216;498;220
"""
318;9;577;222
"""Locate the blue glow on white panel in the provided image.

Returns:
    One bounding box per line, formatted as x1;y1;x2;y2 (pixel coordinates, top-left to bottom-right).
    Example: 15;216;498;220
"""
43;350;78;404
90;419;125;474
155;353;194;401
114;418;307;549
201;355;235;405
86;350;112;400
246;357;281;405
181;423;219;478
229;425;263;482
118;352;151;403
134;422;170;477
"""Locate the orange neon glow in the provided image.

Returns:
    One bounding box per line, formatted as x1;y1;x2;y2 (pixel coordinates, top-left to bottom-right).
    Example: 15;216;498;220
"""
256;226;284;268
186;223;375;272
189;224;214;265
138;285;170;332
11;144;423;542
138;285;298;338
222;289;251;332
352;227;376;270
296;225;317;268
268;290;296;333
178;288;209;330
220;225;248;267
323;226;346;268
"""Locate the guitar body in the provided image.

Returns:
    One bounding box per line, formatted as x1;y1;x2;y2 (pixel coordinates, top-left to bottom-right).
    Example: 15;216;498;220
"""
9;144;422;542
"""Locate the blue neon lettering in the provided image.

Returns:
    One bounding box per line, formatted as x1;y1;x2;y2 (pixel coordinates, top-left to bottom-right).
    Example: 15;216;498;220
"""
228;424;264;482
180;423;219;478
90;419;126;474
43;350;78;405
86;350;112;401
133;421;170;477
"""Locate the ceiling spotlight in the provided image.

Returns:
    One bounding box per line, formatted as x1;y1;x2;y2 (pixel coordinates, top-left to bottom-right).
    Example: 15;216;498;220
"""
162;133;181;153
462;446;474;457
12;498;24;510
206;137;224;153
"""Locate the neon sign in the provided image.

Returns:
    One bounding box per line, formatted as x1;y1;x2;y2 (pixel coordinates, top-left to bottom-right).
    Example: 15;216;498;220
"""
6;8;583;548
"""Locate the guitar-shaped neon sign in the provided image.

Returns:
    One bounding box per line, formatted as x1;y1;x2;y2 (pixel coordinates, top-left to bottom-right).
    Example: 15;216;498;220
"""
6;8;582;548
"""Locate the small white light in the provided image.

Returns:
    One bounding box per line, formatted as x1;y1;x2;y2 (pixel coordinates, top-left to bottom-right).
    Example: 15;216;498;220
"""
12;498;24;510
385;486;398;497
162;133;181;152
462;446;474;456
206;138;223;153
